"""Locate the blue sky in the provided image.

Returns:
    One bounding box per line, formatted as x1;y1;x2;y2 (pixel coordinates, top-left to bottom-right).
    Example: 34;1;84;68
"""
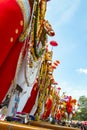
46;0;87;100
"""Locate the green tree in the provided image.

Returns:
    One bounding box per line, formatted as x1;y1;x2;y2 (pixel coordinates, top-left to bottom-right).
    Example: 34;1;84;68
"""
73;96;87;121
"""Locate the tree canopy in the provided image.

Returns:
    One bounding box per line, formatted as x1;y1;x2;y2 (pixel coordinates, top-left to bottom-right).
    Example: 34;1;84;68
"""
73;96;87;121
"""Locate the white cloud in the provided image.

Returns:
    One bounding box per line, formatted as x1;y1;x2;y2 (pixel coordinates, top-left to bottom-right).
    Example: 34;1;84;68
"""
59;81;87;100
77;68;87;74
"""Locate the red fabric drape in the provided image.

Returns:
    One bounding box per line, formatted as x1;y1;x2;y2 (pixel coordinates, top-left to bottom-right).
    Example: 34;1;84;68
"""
0;0;38;114
22;82;38;113
42;97;53;120
0;0;24;102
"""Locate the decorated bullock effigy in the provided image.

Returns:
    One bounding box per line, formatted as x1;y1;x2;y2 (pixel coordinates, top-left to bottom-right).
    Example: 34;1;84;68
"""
0;0;78;129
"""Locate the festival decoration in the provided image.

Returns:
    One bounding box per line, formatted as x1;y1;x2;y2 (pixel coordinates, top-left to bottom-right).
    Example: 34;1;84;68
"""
57;87;61;91
42;95;53;120
49;40;58;51
52;64;57;69
0;0;79;128
55;109;62;122
50;41;58;46
35;50;54;120
53;82;58;85
52;60;60;69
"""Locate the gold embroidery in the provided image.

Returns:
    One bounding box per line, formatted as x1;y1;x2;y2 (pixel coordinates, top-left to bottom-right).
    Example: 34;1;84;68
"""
16;0;30;41
10;37;14;42
15;29;19;34
16;0;26;29
20;20;23;26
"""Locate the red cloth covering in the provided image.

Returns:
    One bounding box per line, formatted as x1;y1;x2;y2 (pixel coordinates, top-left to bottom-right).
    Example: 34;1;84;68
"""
55;110;61;121
22;82;38;113
0;0;24;102
42;97;53;120
66;101;73;114
0;0;40;114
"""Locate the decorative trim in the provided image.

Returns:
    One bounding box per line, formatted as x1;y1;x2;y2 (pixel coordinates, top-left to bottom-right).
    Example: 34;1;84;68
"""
16;0;31;41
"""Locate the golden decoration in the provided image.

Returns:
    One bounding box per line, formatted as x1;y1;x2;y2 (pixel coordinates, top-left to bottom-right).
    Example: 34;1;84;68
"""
10;37;14;43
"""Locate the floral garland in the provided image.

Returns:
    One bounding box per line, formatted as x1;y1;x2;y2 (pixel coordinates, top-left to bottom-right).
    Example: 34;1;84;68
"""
35;56;47;120
22;0;47;86
29;0;47;60
33;0;46;58
51;89;60;118
35;51;53;120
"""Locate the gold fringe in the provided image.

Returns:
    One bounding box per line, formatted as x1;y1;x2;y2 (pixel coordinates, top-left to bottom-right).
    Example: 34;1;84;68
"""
16;0;30;41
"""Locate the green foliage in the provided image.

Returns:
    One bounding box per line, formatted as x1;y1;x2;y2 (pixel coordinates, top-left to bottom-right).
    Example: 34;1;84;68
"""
73;96;87;121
